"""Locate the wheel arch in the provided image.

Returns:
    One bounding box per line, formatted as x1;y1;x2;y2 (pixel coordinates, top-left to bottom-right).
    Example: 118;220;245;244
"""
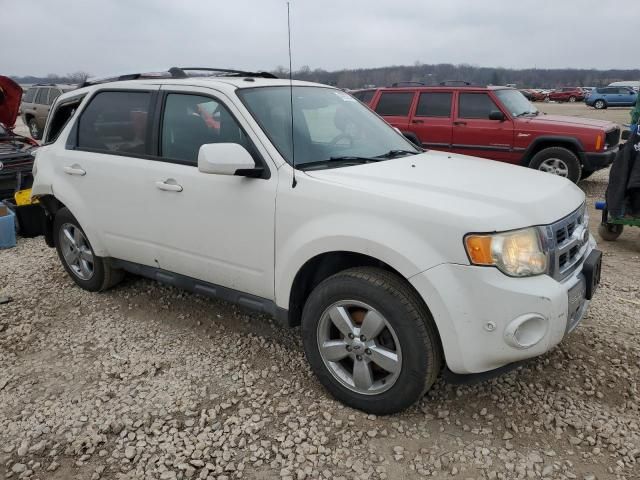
284;250;437;330
520;137;583;166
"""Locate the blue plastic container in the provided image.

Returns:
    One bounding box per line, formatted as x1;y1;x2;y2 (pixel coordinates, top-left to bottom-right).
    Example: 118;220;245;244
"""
0;207;17;249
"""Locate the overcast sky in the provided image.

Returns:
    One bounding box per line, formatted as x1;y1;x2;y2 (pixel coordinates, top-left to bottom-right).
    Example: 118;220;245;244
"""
2;0;638;77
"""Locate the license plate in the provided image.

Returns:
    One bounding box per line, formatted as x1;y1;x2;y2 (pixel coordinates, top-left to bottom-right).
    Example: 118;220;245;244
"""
582;250;602;300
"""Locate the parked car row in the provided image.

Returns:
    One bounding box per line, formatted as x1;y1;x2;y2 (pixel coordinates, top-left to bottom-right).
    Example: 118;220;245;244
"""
22;67;601;414
352;84;619;183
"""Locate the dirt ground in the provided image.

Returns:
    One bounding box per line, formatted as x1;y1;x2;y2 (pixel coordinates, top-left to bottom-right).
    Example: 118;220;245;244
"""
1;104;639;480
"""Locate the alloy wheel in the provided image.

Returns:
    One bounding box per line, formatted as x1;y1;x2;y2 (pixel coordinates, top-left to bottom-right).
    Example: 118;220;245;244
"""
29;120;39;138
59;223;95;280
538;158;569;177
316;300;402;395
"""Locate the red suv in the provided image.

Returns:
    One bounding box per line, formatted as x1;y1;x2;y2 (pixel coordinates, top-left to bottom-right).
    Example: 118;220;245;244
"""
353;85;619;183
547;87;585;103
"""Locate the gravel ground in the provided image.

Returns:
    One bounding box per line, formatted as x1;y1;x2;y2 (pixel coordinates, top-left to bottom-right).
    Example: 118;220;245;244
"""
1;175;639;479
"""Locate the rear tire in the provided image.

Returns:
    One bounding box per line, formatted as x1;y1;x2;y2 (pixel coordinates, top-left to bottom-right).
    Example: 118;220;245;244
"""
301;267;442;414
54;208;124;292
529;146;582;183
569;96;576;103
594;99;606;110
598;223;623;241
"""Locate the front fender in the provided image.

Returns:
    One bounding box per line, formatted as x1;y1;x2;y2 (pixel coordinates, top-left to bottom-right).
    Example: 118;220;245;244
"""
274;211;446;309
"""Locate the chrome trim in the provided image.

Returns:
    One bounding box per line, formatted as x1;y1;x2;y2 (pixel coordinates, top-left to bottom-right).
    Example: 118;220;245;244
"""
544;204;590;281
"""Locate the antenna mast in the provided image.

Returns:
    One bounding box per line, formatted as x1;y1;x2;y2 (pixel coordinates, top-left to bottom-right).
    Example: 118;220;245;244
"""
287;2;297;188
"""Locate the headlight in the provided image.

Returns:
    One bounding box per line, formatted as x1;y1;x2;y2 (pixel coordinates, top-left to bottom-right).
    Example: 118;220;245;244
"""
464;227;548;277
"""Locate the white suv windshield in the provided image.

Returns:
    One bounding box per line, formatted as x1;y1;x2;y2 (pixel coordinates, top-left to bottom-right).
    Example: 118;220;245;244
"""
238;86;418;169
495;89;538;117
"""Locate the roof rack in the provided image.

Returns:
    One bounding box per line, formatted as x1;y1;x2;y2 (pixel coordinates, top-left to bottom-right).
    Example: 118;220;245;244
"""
439;80;473;86
390;81;426;87
81;67;278;87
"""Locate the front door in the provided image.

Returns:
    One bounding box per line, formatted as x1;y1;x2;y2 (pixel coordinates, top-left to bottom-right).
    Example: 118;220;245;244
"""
451;92;515;163
149;86;277;299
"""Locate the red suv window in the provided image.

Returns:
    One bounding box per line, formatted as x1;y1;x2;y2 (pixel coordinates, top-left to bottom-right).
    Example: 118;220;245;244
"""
375;92;414;116
458;93;500;119
415;92;452;117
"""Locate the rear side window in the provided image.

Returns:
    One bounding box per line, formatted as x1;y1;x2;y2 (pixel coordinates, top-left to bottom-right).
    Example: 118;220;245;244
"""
44;96;86;144
34;88;49;105
415;92;452;117
354;90;375;104
47;89;62;105
78;91;152;155
375;92;414;116
161;93;253;164
23;88;36;103
458;93;500;119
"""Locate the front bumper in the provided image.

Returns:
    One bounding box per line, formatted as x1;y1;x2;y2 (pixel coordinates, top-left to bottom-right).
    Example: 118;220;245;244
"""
410;244;598;374
580;148;617;171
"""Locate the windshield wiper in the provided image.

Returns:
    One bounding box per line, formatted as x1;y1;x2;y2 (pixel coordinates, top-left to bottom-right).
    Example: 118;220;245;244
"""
515;111;538;117
297;156;381;171
375;149;420;159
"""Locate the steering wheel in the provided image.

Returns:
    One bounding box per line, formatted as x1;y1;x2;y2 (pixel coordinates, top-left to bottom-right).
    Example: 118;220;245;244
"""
330;133;354;147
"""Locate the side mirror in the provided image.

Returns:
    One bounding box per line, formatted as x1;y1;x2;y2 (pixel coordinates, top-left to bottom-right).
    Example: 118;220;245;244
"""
489;110;506;121
197;143;263;178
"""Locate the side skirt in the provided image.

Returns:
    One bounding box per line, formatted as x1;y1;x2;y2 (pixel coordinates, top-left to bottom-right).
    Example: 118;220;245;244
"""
110;259;291;327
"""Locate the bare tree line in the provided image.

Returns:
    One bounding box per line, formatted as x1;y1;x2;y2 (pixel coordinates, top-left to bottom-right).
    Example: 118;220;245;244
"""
11;64;640;89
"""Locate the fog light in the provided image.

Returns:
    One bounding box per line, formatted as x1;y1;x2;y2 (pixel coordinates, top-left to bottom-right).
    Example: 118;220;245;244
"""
504;314;548;349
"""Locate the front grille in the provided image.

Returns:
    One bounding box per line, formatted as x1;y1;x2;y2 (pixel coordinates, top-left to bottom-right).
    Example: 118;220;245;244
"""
605;128;620;150
546;204;590;280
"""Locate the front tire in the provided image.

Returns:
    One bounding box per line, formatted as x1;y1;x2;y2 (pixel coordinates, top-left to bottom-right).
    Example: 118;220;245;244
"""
301;267;442;414
568;96;576;103
529;146;582;183
54;208;124;291
594;99;606;110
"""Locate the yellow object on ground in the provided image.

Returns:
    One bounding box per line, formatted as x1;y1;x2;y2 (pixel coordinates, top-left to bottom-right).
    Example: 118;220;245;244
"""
14;189;38;206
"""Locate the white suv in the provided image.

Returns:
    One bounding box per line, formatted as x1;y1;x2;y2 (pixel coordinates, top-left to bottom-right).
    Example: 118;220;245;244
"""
31;68;602;414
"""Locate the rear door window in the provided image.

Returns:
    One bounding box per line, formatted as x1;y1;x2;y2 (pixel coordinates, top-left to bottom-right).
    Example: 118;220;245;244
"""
34;88;49;105
78;90;152;155
374;92;414;116
458;93;500;119
415;92;452;117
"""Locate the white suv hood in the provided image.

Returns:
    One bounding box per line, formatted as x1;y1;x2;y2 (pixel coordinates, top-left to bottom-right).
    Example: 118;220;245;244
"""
304;150;585;232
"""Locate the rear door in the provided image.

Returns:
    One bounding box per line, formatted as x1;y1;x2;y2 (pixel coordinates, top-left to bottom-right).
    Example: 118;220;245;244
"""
409;91;453;150
60;87;161;267
451;91;515;162
373;91;415;132
33;88;50;125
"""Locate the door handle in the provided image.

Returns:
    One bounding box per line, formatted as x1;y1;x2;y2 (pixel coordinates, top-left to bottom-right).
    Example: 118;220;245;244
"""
453;121;467;126
63;165;86;176
155;179;183;192
412;119;424;124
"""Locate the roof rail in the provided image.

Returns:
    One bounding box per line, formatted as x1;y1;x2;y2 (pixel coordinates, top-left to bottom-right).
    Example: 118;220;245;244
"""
171;67;278;79
390;81;426;87
81;67;278;87
439;80;473;86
